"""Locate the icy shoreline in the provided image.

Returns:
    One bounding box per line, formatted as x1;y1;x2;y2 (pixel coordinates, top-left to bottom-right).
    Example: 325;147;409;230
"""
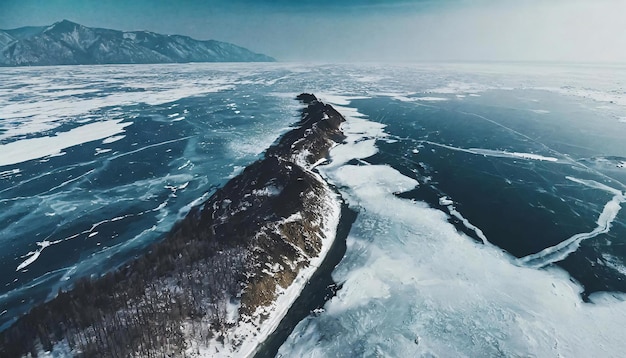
197;179;342;357
194;94;347;357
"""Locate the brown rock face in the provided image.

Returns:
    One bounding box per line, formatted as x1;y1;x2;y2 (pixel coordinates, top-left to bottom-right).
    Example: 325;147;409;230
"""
0;94;346;357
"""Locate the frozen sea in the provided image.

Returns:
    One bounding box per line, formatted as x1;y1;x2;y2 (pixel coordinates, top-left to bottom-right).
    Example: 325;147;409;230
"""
2;62;626;356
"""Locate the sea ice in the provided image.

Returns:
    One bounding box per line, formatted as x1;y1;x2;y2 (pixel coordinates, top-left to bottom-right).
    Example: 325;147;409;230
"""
279;109;626;358
0;120;132;167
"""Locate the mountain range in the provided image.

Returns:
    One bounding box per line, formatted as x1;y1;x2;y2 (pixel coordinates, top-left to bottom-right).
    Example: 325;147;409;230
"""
0;19;275;66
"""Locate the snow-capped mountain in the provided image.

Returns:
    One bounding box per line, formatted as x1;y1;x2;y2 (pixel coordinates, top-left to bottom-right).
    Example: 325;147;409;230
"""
0;20;275;66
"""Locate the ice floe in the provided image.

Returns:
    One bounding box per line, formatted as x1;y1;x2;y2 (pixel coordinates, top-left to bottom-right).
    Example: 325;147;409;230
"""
0;120;132;167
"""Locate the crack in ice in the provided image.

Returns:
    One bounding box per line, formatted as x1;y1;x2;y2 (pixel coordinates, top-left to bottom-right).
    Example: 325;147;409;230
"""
518;177;625;269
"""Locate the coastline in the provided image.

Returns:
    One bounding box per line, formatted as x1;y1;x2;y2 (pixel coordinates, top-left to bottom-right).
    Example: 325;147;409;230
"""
198;183;342;358
193;94;349;357
253;202;356;358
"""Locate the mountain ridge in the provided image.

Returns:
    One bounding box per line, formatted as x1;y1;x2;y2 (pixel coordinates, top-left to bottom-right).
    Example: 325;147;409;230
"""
0;19;275;66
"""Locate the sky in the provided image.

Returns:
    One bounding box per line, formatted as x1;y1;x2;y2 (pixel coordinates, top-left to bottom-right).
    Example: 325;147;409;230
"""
1;0;626;63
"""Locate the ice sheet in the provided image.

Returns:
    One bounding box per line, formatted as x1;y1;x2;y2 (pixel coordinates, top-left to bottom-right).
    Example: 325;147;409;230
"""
279;112;626;358
0;120;133;167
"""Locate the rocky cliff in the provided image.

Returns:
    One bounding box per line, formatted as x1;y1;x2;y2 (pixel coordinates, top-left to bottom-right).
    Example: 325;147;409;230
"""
0;20;275;66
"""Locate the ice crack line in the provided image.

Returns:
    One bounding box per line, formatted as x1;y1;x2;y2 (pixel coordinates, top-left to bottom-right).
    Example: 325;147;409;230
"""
455;110;626;191
422;140;560;162
518;177;625;269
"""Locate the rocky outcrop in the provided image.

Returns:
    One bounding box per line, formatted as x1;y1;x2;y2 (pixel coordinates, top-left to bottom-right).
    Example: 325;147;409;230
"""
0;20;275;66
0;94;345;357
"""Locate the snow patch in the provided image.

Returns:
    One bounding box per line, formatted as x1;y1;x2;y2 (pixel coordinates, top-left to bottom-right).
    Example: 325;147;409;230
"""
0;120;132;167
438;196;453;206
252;185;282;197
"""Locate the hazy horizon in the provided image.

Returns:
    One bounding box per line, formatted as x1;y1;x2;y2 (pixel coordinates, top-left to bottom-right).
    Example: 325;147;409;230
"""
2;0;625;63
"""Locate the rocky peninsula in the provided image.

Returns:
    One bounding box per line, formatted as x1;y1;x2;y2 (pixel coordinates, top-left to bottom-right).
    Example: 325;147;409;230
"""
0;94;346;357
